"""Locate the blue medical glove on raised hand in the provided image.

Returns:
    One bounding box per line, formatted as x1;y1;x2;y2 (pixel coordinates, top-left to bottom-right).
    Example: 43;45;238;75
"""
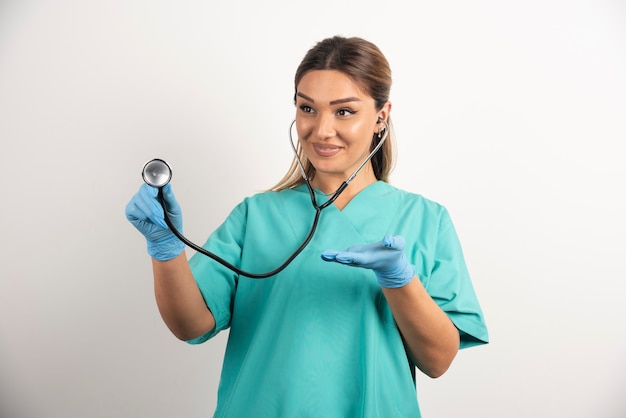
321;235;415;288
125;183;185;261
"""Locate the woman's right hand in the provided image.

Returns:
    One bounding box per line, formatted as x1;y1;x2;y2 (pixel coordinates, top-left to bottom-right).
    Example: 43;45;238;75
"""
125;183;185;261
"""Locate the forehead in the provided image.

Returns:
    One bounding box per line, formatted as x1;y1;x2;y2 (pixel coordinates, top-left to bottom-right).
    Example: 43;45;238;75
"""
296;70;371;102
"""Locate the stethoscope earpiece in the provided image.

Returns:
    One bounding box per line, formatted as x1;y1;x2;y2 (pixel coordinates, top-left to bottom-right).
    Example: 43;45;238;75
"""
142;158;172;188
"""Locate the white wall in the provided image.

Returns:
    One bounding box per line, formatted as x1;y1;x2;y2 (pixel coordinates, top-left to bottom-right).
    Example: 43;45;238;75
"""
1;1;625;417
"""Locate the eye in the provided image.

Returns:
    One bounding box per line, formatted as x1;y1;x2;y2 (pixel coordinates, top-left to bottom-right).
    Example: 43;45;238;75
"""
337;108;356;117
299;105;314;113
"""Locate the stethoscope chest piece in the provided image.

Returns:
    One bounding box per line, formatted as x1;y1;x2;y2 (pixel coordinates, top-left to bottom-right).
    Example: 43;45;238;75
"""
142;158;172;188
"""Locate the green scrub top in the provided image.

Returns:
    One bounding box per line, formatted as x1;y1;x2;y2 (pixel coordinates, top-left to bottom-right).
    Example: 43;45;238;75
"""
188;181;488;417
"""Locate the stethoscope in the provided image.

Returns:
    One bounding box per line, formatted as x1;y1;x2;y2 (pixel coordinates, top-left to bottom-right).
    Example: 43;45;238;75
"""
141;119;389;279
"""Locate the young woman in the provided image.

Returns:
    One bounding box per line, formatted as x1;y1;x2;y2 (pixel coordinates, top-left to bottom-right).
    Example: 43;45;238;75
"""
126;35;488;417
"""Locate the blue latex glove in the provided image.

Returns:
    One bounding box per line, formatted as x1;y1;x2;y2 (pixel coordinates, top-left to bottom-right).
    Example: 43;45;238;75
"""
125;183;185;261
321;235;415;288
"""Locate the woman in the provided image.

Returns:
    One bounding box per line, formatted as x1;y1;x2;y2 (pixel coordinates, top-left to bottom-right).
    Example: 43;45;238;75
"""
126;35;488;417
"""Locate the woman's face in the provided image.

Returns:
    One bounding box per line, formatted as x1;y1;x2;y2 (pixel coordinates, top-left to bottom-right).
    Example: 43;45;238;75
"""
295;70;389;186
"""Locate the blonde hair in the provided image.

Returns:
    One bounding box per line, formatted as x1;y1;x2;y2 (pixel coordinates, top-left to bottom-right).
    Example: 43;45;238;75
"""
271;36;396;192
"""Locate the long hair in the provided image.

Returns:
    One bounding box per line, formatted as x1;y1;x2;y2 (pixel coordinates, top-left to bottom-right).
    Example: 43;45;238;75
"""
271;36;395;192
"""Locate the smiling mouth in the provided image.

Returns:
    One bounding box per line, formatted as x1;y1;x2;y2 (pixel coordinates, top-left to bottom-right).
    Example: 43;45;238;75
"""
313;144;341;157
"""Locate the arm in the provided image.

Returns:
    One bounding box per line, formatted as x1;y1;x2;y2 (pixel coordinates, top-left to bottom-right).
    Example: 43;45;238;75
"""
321;235;459;378
152;253;216;341
382;278;459;378
126;183;215;341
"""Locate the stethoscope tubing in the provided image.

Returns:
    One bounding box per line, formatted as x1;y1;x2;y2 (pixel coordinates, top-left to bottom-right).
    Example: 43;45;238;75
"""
159;187;322;278
157;120;389;278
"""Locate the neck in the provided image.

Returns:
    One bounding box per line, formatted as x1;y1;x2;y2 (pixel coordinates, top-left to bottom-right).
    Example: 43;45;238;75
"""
312;169;377;210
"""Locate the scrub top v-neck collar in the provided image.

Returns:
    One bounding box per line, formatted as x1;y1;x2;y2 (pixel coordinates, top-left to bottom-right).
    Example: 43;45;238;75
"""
310;180;389;212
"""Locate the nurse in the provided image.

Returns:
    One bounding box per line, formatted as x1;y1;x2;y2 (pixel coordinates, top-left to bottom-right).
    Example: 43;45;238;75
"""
126;35;488;417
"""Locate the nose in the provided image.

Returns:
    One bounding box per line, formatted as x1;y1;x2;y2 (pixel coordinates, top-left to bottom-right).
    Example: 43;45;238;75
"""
315;114;335;141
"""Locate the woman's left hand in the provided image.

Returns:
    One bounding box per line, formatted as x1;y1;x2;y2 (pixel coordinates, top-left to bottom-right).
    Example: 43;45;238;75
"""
321;235;415;288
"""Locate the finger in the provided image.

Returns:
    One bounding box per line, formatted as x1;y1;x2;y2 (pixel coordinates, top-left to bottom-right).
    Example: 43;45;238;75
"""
135;185;168;229
335;253;354;265
320;250;339;262
321;250;359;265
125;199;145;222
334;252;361;265
161;183;181;215
383;235;405;250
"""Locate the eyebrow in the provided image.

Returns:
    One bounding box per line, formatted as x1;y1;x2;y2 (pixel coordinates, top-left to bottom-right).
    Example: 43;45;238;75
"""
296;92;361;106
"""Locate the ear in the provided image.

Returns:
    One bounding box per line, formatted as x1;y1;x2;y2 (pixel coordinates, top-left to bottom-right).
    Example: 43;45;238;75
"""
377;101;392;125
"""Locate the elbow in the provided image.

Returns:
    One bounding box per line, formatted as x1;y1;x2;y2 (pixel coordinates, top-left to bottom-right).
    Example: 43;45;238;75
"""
159;310;216;342
417;358;453;379
423;362;452;379
416;344;459;379
166;318;216;342
172;329;199;342
165;323;195;341
170;326;211;342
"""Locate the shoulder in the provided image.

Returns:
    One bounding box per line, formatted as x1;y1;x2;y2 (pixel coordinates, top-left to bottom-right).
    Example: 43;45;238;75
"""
377;182;449;218
229;185;311;218
242;185;308;206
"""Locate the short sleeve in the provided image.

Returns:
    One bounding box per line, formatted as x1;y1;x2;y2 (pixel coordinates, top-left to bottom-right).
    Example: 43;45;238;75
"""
185;202;248;344
426;208;489;349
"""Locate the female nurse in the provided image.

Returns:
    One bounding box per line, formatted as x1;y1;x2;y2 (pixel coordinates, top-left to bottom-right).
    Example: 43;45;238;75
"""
126;35;489;417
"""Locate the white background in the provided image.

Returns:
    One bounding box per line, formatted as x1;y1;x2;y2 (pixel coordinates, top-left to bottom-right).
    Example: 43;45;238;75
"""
1;1;625;417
